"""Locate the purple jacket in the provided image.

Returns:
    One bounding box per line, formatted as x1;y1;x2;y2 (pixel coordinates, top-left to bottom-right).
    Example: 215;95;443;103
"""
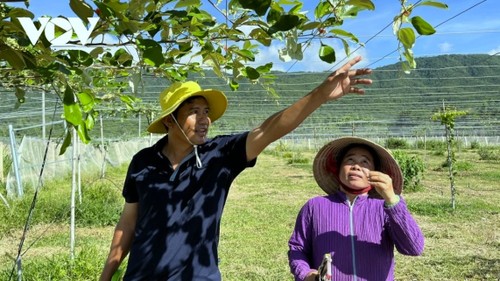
288;192;424;281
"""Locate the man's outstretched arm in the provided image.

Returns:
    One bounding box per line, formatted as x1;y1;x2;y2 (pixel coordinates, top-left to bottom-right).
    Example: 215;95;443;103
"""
246;56;372;161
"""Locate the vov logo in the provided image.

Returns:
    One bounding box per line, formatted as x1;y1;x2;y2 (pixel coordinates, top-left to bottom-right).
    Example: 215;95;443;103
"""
18;17;99;46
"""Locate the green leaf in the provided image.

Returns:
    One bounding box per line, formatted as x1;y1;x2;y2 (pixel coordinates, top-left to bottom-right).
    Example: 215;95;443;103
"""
417;1;448;9
89;47;104;58
105;1;129;15
144;12;161;37
15;87;26;104
245;66;260;80
403;48;416;68
411;16;436;35
64;103;83;126
120;95;138;110
178;41;193;53
175;0;200;8
113;48;134;67
136;39;164;66
266;6;281;24
319;43;336;63
229;80;239;91
77;123;91;144
330;28;359;43
249;28;272;46
117;20;140;35
59;131;72;155
234;49;255;62
63;87;75;105
315;2;331;19
8;7;34;19
242;40;255;52
256;63;273;74
288;3;302;15
63;87;82;126
77;91;95;112
402;61;412;74
268;15;300;34
68;50;93;67
0;46;26;70
392;14;403;35
267;86;279;99
94;2;114;18
191;29;208;38
340;38;350;57
301;21;321;31
397;27;415;49
238;0;271;16
346;0;375;11
69;0;95;23
190;10;215;26
85;113;95;130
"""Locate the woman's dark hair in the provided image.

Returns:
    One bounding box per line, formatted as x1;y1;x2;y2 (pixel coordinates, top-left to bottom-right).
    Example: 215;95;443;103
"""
336;143;381;171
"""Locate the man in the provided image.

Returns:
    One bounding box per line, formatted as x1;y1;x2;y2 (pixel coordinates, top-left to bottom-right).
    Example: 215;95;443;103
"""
100;56;372;281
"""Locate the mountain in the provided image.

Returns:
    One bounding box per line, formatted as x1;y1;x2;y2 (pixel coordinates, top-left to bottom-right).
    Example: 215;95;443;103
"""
1;54;499;141
218;54;500;139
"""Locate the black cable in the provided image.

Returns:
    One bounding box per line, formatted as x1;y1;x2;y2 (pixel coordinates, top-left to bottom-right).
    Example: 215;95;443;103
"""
367;0;488;69
9;93;61;281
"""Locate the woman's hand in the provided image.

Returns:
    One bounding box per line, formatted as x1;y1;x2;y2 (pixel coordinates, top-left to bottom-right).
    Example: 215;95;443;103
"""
305;269;319;281
368;171;398;205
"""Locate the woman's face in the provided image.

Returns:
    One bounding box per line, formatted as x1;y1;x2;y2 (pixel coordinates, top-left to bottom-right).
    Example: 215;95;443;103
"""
338;146;376;190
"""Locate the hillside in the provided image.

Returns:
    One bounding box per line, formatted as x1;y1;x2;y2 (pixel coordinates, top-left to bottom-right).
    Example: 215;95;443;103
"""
1;54;499;141
220;54;500;139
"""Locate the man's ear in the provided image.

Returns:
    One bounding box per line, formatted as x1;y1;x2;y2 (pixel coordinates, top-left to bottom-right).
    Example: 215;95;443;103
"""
162;115;174;129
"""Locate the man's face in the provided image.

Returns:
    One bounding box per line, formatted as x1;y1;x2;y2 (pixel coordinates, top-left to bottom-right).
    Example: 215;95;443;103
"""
171;97;211;145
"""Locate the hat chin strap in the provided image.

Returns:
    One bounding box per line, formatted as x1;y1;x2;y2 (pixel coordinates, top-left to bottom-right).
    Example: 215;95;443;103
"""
340;183;372;195
171;115;203;168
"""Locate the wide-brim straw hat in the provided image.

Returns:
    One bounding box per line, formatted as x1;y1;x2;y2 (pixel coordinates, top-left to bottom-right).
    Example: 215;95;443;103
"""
313;137;403;198
147;81;228;134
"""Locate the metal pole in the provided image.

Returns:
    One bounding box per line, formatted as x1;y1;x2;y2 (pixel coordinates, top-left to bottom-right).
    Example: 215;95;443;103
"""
77;135;82;204
100;115;106;178
8;124;23;197
42;90;46;141
138;114;141;137
70;128;77;259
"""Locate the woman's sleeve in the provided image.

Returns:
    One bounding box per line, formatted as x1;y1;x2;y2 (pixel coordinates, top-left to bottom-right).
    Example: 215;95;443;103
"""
384;196;425;256
288;202;316;281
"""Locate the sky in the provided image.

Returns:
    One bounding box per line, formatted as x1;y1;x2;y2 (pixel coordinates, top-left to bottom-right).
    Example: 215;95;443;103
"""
8;0;500;72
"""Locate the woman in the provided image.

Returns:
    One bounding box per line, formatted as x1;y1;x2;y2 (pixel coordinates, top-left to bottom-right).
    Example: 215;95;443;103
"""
288;137;424;281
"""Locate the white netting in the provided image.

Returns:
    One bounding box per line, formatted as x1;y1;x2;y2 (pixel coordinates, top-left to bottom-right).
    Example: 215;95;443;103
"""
4;136;160;197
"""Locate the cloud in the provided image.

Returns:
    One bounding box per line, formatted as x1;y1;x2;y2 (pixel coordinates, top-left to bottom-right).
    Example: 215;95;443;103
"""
439;42;453;52
488;46;500;55
252;40;369;73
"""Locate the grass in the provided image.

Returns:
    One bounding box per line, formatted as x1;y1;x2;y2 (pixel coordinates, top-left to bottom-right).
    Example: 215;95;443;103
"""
0;146;499;280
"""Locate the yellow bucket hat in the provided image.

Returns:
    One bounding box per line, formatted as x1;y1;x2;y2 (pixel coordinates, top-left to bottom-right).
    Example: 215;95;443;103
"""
147;81;228;134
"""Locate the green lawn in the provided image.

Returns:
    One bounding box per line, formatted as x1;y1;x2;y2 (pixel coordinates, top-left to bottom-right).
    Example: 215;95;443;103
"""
1;146;499;280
